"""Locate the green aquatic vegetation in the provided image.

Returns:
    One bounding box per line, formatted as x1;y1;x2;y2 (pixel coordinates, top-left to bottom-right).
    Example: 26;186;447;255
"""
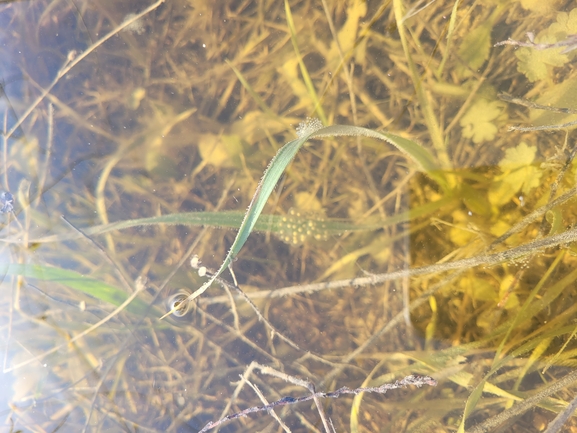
26;195;453;246
0;263;161;317
393;0;451;170
515;34;568;82
458;21;493;70
284;0;327;124
6;1;577;432
460;98;506;143
512;8;577;82
161;119;444;317
457;5;505;73
488;141;542;207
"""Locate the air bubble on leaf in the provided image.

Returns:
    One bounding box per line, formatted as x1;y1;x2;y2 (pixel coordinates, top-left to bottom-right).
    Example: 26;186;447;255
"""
166;291;192;317
296;117;323;138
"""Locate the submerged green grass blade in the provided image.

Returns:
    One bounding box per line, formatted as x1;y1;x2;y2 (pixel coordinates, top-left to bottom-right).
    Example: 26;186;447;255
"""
393;0;451;172
436;0;463;77
32;212;378;242
160;121;443;318
28;194;454;245
0;263;158;316
161;128;312;318
226;59;276;117
284;0;328;125
311;125;440;174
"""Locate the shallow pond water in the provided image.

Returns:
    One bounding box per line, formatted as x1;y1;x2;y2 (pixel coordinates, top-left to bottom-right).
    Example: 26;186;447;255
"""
2;1;577;432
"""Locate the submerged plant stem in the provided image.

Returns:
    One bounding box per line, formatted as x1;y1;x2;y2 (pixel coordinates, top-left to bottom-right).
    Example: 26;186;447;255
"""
204;225;577;303
199;373;437;432
468;368;577;433
160;122;442;318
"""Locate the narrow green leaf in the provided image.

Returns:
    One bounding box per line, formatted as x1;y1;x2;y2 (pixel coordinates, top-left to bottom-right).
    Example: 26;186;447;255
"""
458;380;486;433
284;0;327;124
393;0;451;171
226;59;276;117
436;0;463;77
25;194;453;248
0;263;158;316
32;212;397;243
160;121;443;318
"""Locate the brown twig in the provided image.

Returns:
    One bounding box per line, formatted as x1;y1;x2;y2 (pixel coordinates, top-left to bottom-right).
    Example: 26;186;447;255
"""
542;391;577;433
495;33;577;54
198;374;437;432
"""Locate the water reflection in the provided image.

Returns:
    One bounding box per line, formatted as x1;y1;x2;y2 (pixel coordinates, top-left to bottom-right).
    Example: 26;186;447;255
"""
0;192;13;214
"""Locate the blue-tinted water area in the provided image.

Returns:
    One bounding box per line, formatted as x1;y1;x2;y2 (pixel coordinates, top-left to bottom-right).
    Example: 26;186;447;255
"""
2;1;577;433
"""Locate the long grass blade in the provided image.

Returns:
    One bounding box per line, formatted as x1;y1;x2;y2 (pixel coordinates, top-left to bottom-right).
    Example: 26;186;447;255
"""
24;211;409;243
284;0;328;125
393;0;451;172
22;190;452;245
160;121;443;319
0;263;158;316
226;59;276;117
436;0;463;77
